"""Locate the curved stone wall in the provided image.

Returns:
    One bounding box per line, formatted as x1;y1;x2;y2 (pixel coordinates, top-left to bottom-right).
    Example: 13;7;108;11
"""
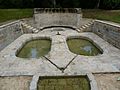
34;8;82;28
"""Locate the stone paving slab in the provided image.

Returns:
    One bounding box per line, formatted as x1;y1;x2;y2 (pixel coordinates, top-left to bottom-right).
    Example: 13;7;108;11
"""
94;73;120;90
47;35;76;68
0;17;120;90
0;29;120;77
64;33;120;73
0;76;32;90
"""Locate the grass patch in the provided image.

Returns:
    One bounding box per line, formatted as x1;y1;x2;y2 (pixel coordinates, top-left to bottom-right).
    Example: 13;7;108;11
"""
0;9;120;24
0;9;33;23
83;9;120;23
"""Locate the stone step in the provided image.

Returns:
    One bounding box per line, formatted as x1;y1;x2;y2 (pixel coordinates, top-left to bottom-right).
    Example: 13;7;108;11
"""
84;25;89;27
33;28;37;31
34;30;39;33
26;26;32;28
22;23;27;26
81;26;86;29
87;23;91;26
79;28;83;30
29;27;34;30
21;22;39;33
89;22;93;24
76;29;80;32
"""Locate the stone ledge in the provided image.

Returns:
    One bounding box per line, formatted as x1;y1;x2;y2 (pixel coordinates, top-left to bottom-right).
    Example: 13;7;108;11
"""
0;20;20;29
95;20;120;28
87;73;99;90
30;75;39;90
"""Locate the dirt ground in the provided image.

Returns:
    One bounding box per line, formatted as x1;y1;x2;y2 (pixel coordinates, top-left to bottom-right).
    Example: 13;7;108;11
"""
0;76;32;90
94;73;120;90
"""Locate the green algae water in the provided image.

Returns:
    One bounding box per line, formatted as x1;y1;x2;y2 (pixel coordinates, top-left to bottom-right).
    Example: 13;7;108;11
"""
67;38;102;56
17;39;51;58
37;76;90;90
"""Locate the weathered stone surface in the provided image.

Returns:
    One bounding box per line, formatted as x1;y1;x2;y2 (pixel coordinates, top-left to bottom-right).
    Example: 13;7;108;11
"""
92;20;120;49
0;32;120;76
0;17;120;90
34;8;82;28
0;20;22;51
0;76;32;90
94;73;120;90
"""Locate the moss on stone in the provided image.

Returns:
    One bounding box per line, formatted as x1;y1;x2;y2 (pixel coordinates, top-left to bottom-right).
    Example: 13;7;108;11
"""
67;38;102;56
37;76;90;90
17;39;51;58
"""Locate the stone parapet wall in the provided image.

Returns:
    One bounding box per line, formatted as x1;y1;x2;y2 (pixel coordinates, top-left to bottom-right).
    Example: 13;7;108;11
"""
92;20;120;49
0;20;22;51
34;8;81;14
34;8;82;28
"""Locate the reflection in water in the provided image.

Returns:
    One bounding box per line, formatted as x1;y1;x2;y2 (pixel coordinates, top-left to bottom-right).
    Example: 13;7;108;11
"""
67;38;102;56
17;39;51;58
31;48;38;58
83;46;92;54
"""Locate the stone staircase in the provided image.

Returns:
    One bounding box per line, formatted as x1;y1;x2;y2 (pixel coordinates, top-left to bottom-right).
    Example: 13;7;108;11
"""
21;22;39;33
21;20;94;33
76;20;94;33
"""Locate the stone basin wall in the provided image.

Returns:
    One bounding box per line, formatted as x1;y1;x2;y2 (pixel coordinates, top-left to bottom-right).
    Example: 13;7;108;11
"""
0;20;22;51
92;20;120;49
34;8;82;28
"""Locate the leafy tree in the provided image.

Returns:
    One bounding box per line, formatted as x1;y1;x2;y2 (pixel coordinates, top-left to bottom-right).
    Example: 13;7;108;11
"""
0;0;120;9
96;0;101;8
0;0;33;8
79;0;97;9
100;0;120;9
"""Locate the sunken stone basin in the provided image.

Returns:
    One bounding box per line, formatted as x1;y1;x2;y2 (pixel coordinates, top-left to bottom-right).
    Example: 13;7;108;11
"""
37;76;90;90
67;37;103;56
16;39;51;58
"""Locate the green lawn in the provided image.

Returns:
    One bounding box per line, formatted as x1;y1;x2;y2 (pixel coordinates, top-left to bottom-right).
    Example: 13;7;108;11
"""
83;9;120;23
0;9;120;24
0;9;33;23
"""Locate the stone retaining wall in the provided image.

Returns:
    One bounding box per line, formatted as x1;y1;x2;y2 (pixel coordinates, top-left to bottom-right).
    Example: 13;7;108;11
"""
0;20;22;51
34;8;82;28
92;20;120;49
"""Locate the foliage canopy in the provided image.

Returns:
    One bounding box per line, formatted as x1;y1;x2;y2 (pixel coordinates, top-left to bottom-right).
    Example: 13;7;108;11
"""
0;0;120;9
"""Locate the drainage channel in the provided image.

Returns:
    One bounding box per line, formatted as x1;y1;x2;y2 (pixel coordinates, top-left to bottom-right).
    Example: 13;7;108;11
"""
43;55;78;73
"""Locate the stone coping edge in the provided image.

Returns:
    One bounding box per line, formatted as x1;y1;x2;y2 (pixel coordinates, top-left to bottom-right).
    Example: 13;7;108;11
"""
0;20;20;29
30;75;39;90
93;72;120;74
87;73;99;90
95;20;120;28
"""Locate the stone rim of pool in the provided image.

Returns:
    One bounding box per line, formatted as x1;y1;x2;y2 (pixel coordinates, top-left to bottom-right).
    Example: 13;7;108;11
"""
67;36;103;56
16;38;52;59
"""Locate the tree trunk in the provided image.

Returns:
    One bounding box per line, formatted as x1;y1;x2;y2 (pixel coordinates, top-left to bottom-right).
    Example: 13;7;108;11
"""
53;0;56;8
96;0;100;9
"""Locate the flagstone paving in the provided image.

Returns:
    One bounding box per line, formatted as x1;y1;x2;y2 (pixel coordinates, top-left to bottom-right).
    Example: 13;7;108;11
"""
94;74;120;90
0;21;120;90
